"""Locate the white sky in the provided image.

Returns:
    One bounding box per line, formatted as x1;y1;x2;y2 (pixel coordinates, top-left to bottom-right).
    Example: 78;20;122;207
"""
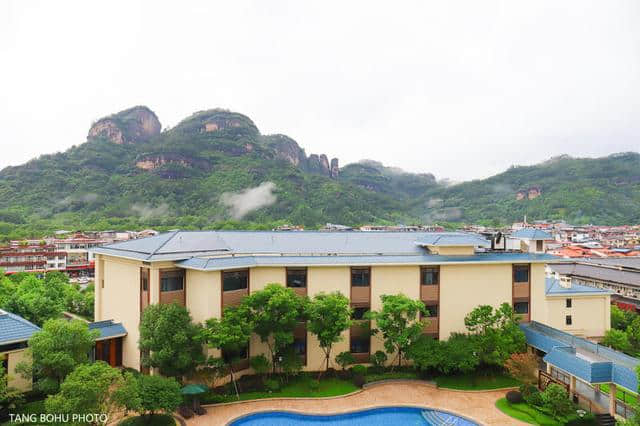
1;0;639;181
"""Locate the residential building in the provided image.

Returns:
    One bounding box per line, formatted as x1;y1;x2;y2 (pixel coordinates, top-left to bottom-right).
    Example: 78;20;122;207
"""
0;244;67;274
0;309;40;391
92;231;610;373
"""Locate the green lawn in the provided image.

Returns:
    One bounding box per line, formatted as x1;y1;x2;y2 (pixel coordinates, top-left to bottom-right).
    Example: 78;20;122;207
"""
364;371;421;383
495;398;564;425
119;414;175;426
600;383;638;404
435;372;520;390
206;376;358;403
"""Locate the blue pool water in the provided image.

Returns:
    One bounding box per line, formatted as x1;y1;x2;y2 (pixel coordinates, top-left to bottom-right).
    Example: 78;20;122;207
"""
230;406;478;425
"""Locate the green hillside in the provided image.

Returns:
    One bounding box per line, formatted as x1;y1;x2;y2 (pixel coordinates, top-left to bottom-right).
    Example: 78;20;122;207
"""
1;105;639;241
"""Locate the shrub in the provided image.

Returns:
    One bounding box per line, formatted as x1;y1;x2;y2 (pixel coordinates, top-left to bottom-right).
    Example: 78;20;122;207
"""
250;355;271;376
542;384;573;419
520;384;544;407
371;351;388;370
264;379;280;393
308;379;320;392
505;390;523;403
351;365;367;376
353;375;366;388
335;352;356;370
504;352;538;385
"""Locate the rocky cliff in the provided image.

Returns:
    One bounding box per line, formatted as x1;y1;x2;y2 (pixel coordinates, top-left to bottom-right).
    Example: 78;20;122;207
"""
88;106;161;145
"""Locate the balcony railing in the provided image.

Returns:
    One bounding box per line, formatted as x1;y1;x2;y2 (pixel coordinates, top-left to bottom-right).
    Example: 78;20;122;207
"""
420;285;439;303
423;317;439;335
350;320;370;338
352;352;370;363
351;286;370;305
289;286;307;297
223;288;248;308
159;290;185;306
513;282;530;299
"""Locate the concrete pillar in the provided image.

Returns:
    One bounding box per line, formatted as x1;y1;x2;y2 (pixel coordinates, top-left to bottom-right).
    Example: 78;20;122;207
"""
595;384;600;393
546;363;552;374
570;376;576;395
609;383;617;417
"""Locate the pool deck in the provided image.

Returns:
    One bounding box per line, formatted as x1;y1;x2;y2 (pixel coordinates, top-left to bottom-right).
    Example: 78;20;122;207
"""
188;381;526;425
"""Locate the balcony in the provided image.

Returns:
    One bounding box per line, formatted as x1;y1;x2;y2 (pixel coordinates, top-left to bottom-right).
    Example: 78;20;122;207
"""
423;317;439;335
351;286;370;306
420;285;439;303
159;290;185;306
513;282;530;299
222;288;248;308
352;352;370;363
350;320;370;338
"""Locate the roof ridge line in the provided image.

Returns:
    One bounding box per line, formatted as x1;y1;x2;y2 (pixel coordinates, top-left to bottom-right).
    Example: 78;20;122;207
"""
146;230;181;260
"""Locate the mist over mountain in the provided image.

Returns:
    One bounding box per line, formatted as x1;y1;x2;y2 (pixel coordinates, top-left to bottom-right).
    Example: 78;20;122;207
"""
0;105;638;240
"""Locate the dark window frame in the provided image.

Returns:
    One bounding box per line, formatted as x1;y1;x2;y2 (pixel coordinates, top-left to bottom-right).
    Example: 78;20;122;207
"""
513;264;530;283
565;315;572;325
351;306;369;320
421;266;440;285
514;301;529;314
566;298;572;308
286;268;307;288
425;304;439;318
351;267;371;287
350;336;370;354
160;269;184;292
222;269;249;292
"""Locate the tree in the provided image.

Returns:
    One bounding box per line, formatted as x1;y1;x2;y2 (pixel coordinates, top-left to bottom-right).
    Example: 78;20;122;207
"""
307;292;352;373
369;294;426;368
335;351;356;371
19;319;98;394
464;303;525;368
136;375;182;419
244;283;306;373
437;333;479;374
541;383;573;420
0;365;23;413
612;305;636;331
200;304;253;399
504;352;538;385
1;274;65;326
139;303;204;379
250;355;271;377
407;334;444;372
602;329;632;354
44;362;139;425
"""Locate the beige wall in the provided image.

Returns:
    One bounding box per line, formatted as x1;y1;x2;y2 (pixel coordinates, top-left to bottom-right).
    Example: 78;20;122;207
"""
250;267;286;292
186;270;221;324
530;263;547;323
97;254;143;369
3;349;31;391
543;295;610;338
439;263;512;339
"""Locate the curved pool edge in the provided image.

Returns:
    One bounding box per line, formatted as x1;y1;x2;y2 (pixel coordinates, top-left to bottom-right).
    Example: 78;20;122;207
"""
225;404;485;426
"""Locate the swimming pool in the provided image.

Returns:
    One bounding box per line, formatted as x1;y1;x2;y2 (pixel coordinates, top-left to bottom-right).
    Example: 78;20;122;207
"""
230;406;478;425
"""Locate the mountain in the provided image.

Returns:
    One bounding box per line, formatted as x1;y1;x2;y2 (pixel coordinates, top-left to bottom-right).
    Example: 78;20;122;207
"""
1;105;639;240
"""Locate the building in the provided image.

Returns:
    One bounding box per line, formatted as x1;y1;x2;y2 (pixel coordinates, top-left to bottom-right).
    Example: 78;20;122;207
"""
51;233;106;277
0;243;67;274
549;258;640;311
91;230;611;373
0;309;40;391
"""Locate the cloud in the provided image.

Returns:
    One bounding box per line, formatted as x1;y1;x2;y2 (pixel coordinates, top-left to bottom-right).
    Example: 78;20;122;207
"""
131;203;170;220
220;182;277;219
57;192;99;206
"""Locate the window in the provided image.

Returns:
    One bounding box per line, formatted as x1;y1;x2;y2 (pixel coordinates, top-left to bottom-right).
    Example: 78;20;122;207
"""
351;307;369;320
350;336;370;354
351;267;370;287
421;267;440;285
286;268;307;288
292;336;307;357
513;265;530;283
160;270;184;292
566;298;572;308
514;302;529;314
425;305;438;317
565;315;572;325
223;270;249;291
536;240;543;251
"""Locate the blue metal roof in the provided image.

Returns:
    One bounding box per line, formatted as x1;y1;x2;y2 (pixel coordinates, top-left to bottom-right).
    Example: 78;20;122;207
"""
545;277;610;296
92;231;493;261
177;252;559;271
0;310;40;344
88;320;127;341
511;229;553;240
522;321;639;389
414;233;490;247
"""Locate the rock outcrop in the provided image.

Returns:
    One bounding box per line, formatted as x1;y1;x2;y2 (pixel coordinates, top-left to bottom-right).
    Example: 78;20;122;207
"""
516;186;542;200
88;106;161;145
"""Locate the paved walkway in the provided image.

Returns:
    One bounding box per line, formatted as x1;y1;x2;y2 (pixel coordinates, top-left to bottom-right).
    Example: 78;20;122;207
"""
188;381;527;425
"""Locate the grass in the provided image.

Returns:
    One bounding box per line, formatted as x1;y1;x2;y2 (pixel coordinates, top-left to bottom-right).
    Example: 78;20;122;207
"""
435;372;520;390
364;371;421;383
119;414;175;426
600;383;638;404
495;398;564;425
205;376;358;403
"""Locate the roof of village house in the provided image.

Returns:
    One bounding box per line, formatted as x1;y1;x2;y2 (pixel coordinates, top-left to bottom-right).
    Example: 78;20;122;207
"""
0;309;40;345
511;228;553;240
549;262;640;288
544;277;611;296
91;230;557;264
